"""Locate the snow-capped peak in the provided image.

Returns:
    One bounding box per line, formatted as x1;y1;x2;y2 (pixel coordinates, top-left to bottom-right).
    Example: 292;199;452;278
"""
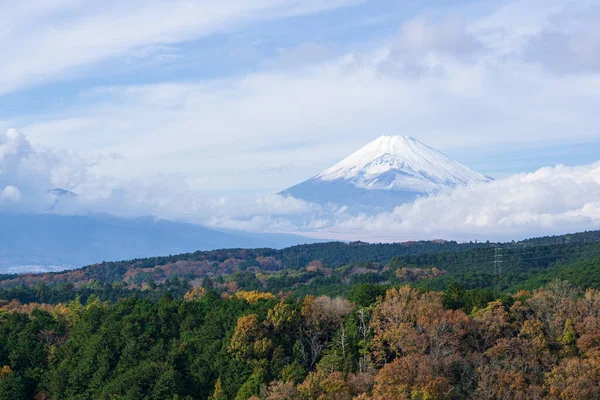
315;135;491;193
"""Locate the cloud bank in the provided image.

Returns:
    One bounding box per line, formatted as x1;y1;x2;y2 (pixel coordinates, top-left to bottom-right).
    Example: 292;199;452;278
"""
0;128;94;211
2;129;600;242
206;162;600;243
0;129;319;223
331;162;600;241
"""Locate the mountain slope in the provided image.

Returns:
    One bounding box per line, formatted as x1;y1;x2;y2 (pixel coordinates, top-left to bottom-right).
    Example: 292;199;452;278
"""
283;135;491;208
0;213;320;273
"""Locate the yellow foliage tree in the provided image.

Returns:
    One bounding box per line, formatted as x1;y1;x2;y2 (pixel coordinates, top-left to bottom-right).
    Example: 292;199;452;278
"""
183;287;208;301
209;378;227;400
0;365;12;378
233;290;276;304
229;314;272;360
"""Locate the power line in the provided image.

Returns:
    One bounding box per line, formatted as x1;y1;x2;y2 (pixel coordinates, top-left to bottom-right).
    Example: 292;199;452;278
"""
494;247;503;277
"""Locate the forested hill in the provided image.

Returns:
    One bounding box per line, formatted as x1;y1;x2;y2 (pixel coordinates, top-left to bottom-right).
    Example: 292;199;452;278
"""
2;230;600;399
515;229;600;246
2;229;600;305
0;239;491;288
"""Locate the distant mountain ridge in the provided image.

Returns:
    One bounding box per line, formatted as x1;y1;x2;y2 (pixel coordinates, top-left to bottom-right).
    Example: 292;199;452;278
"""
283;135;492;208
3;229;600;293
0;213;321;273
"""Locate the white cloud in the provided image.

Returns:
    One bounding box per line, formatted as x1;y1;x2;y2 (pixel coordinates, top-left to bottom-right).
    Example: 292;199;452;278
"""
0;129;101;211
0;129;33;172
0;129;322;224
522;4;600;74
1;186;22;202
372;16;485;78
395;16;484;58
320;162;600;241
265;42;335;69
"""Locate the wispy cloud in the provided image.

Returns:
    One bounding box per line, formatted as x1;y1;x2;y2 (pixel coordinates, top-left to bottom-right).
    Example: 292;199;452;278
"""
0;0;364;95
522;4;600;74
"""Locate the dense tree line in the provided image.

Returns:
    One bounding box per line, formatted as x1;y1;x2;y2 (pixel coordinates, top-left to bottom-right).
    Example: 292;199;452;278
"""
0;239;496;288
2;280;600;399
2;239;600;306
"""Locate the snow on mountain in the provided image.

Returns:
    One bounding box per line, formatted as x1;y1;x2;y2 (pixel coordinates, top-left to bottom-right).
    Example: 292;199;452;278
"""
318;135;491;192
282;135;492;209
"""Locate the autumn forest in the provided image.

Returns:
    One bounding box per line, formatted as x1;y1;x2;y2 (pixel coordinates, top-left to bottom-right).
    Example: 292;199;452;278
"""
2;231;600;399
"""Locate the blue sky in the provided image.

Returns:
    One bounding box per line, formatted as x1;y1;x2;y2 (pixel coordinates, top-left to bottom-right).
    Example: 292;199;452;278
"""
1;0;600;240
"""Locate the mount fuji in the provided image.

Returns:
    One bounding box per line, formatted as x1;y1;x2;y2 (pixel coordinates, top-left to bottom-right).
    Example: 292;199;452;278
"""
282;136;492;209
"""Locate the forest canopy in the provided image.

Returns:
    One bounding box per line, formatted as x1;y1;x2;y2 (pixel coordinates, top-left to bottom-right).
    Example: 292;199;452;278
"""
2;229;600;399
